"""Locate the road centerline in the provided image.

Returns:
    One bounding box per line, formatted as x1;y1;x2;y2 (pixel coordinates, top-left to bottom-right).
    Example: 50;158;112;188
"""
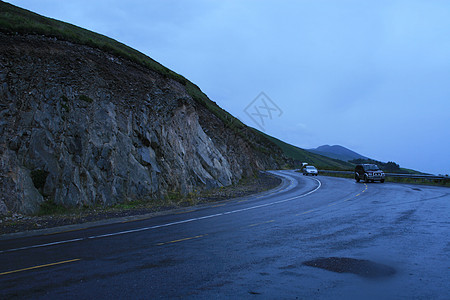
156;234;207;246
248;220;275;227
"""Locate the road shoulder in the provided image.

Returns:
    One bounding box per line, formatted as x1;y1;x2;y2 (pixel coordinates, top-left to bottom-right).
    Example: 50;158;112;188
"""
1;171;286;240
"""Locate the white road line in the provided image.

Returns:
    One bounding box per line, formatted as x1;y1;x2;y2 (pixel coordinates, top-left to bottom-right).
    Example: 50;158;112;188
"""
0;174;321;254
0;238;84;253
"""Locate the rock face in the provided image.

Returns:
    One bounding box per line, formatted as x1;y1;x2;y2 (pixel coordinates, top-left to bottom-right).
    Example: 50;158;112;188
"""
0;33;280;215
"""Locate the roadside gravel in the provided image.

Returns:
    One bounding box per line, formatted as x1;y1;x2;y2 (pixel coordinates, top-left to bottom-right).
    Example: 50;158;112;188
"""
0;172;281;235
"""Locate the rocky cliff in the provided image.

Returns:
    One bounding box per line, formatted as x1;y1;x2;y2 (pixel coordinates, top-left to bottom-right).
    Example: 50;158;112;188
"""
0;33;281;215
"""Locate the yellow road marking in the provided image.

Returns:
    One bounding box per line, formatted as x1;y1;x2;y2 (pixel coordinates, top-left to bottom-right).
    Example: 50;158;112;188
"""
356;193;360;196
238;199;247;203
156;234;207;246
0;258;81;276
175;209;196;215
248;220;275;227
296;210;314;216
211;204;226;207
328;202;337;207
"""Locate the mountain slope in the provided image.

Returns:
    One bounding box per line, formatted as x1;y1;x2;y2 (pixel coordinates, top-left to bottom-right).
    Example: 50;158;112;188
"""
261;136;353;170
0;1;244;134
0;1;349;215
0;1;339;165
308;145;368;162
0;31;284;214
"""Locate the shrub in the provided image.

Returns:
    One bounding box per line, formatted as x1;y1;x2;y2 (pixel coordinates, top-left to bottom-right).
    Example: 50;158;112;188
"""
38;199;66;215
79;94;93;103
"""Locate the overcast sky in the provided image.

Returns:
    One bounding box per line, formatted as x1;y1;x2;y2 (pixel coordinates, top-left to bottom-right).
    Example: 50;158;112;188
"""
7;0;450;175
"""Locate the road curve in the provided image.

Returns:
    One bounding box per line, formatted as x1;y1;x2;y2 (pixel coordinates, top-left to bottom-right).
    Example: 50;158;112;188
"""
0;170;449;299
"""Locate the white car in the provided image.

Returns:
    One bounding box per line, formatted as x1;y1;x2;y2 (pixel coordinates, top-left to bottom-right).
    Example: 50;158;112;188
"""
303;165;318;176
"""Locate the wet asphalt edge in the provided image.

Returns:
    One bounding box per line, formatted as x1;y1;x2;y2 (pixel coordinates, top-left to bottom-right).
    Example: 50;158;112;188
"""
0;171;288;241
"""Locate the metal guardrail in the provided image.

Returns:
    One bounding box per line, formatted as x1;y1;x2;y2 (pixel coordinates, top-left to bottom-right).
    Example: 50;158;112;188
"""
318;170;447;181
385;173;446;180
318;170;352;175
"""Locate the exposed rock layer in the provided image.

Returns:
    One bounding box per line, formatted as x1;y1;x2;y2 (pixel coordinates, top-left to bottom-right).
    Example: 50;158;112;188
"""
0;33;280;215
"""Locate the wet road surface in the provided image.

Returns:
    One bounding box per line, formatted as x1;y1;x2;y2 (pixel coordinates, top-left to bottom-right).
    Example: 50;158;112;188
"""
1;170;449;299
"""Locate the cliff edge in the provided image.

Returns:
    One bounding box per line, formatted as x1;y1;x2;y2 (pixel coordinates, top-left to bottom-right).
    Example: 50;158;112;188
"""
0;32;281;215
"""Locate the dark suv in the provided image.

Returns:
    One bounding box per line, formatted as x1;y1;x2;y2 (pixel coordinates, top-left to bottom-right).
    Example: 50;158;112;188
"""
355;164;385;183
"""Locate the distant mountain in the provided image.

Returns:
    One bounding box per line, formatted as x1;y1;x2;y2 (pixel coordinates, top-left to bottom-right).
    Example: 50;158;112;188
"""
307;145;368;162
261;136;353;170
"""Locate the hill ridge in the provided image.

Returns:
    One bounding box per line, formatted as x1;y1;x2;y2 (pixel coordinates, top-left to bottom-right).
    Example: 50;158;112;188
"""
308;145;368;162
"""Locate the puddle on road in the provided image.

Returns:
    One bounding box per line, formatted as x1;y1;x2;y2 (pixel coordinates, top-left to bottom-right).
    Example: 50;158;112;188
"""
303;257;396;278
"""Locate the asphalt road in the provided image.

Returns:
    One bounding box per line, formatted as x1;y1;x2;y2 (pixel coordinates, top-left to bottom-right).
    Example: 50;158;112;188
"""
1;170;449;299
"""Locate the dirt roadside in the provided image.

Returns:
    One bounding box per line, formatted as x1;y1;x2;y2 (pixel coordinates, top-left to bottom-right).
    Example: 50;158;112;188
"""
0;172;281;235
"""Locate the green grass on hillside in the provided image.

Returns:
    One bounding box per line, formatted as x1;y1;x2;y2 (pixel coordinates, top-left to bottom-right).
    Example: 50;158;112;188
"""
0;1;183;81
260;132;354;170
398;168;428;175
